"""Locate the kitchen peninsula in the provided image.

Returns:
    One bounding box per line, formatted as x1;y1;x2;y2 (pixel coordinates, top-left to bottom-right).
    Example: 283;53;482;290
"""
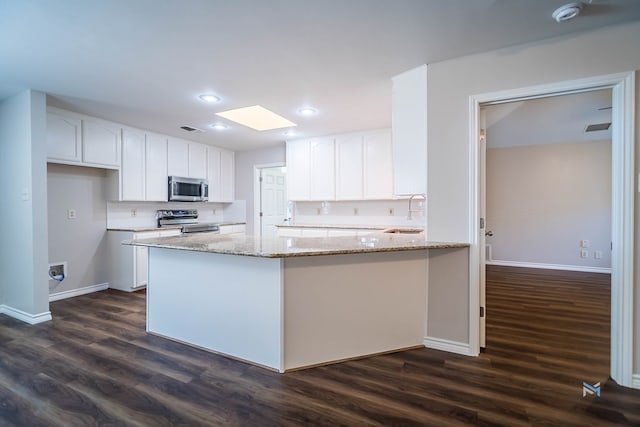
127;233;469;372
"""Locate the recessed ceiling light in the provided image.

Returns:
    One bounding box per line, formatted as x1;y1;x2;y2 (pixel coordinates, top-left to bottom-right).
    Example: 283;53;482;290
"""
199;94;221;103
298;107;318;116
210;123;229;130
552;2;583;23
216;105;297;131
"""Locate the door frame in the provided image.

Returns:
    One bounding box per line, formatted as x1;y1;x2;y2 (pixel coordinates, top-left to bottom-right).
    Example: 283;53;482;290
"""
468;71;635;387
253;162;285;237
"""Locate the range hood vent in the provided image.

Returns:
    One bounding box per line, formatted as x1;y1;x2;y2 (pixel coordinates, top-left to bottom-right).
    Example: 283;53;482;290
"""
585;122;611;132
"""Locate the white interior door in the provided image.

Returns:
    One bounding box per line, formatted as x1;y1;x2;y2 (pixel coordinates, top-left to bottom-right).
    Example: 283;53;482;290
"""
260;167;287;238
479;108;487;348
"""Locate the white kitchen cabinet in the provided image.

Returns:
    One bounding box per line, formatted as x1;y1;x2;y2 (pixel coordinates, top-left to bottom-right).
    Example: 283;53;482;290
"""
82;117;121;168
363;129;393;199
46;110;82;163
220;149;235;202
145;133;168;201
206;146;222;201
218;224;246;234
285;140;311;201
392;64;427;195
309;137;335;200
188;142;208;179
335;134;363;200
167;138;190;177
107;228;181;292
121;128;146;201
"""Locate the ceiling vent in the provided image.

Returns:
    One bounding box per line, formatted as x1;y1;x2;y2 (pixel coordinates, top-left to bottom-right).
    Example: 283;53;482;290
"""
180;125;204;133
585;122;611;132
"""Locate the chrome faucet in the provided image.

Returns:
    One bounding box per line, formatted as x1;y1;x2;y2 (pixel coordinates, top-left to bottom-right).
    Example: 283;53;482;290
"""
407;194;426;220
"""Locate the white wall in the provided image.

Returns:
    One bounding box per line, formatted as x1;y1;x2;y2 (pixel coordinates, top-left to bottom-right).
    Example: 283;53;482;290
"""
235;145;286;235
486;140;611;271
47;164;111;295
0;89;50;321
426;22;640;374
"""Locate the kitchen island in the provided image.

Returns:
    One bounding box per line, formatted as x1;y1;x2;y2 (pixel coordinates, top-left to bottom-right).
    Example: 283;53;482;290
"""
126;233;468;372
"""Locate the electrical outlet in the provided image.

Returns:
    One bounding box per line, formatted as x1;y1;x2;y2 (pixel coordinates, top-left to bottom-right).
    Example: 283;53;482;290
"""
580;249;589;258
388;208;394;216
580;239;590;248
212;208;217;215
131;208;137;217
316;208;321;215
67;209;77;219
594;250;603;259
354;208;359;216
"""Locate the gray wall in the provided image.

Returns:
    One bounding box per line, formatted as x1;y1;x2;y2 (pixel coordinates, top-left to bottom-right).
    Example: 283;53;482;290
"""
427;22;640;375
486;140;611;270
47;163;110;294
235;145;285;235
0;89;49;318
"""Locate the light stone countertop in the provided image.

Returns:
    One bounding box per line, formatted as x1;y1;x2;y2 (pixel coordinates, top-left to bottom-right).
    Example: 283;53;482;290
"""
124;232;468;258
108;222;246;232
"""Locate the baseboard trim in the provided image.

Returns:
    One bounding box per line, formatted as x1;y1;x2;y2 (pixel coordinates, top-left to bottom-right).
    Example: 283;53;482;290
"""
424;336;471;356
487;260;611;274
632;374;640;389
0;305;52;324
49;283;109;302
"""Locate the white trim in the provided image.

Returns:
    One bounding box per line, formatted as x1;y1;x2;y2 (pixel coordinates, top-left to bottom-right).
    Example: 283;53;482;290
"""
469;71;635;387
632;374;640;389
253;162;285;238
49;282;109;302
424;336;471;356
0;305;52;324
487;260;612;274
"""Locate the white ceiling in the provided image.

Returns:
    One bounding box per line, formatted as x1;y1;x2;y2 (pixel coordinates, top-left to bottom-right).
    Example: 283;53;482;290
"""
485;89;612;148
1;0;639;151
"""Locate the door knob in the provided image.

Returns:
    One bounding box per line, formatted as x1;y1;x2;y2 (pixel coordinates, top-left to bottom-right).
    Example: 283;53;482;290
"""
485;230;494;237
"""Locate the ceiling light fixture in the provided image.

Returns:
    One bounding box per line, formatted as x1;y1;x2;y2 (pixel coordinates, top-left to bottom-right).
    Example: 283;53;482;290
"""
297;107;318;116
216;105;296;131
552;2;583;23
199;94;221;103
210;123;229;130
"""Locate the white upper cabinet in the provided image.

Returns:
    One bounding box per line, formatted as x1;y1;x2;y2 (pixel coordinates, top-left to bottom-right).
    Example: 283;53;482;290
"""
46;110;82;163
363;129;393;199
335;134;363;200
309;137;335;200
167;138;190;177
121;128;146;201
145;133;168;201
286;140;311;201
206;146;235;203
82;118;121;168
392;64;427;195
188;142;207;180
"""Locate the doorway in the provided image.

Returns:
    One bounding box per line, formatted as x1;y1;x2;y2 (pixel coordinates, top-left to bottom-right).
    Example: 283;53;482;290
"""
255;165;287;238
470;71;635;387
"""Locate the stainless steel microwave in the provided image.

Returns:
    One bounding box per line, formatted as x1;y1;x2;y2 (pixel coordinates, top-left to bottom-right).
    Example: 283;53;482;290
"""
168;176;208;202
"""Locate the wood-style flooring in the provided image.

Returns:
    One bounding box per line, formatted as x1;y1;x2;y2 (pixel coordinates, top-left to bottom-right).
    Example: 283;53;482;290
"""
0;265;638;426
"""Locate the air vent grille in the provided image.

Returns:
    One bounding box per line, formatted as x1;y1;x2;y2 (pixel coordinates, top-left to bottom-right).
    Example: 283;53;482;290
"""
585;123;611;132
180;125;204;133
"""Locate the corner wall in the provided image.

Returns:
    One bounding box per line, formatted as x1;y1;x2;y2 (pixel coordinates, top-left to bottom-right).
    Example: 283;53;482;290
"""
427;22;640;375
0;89;50;323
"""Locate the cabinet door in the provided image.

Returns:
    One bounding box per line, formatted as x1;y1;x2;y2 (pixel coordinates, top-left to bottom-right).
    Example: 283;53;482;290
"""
167;138;190;177
363;130;393;199
188;142;207;179
335;134;363;200
133;246;148;288
146;134;168;201
121;129;145;201
46;111;82;162
285;140;310;201
83;119;121;167
392;65;427;195
220;149;234;202
206;146;222;202
309;137;335;200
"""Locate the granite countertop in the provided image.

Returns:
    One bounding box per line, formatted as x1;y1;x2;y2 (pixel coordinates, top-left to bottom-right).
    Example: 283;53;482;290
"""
124;232;468;258
108;222;246;232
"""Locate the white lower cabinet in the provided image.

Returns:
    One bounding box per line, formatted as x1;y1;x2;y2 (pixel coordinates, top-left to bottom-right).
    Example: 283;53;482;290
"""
218;224;246;234
107;229;181;291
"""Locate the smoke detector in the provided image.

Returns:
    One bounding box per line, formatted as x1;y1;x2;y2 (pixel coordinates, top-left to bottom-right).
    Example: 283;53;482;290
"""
552;2;584;23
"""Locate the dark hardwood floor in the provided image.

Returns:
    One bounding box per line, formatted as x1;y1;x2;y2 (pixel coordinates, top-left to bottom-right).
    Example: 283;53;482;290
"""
1;266;638;426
